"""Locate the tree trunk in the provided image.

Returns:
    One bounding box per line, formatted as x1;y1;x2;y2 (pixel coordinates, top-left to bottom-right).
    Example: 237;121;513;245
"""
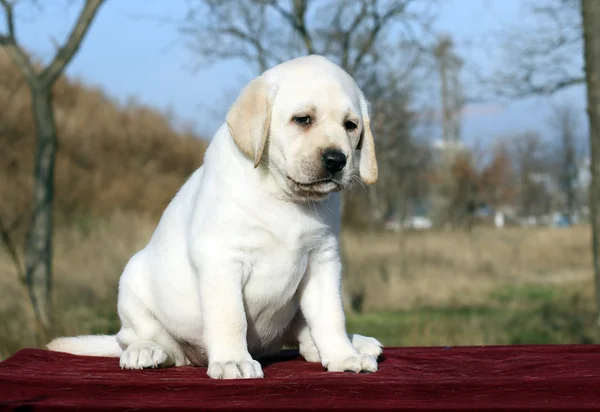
24;86;58;334
563;124;577;224
582;0;600;325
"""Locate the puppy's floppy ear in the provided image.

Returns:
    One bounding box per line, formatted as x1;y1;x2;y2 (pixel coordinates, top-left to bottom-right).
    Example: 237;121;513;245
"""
357;93;378;185
226;76;274;168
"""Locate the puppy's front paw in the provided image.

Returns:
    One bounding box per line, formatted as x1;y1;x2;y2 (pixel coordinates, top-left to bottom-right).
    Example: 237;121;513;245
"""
326;353;378;373
207;359;264;379
120;341;170;369
350;334;383;359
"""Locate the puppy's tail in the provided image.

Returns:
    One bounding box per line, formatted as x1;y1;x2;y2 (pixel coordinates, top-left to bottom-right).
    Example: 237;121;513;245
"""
47;335;122;358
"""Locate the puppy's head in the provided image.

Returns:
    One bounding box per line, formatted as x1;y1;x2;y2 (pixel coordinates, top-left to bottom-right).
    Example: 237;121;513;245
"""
226;55;377;202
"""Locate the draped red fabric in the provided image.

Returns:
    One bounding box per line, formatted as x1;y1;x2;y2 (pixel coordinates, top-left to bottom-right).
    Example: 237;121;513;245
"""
1;345;600;411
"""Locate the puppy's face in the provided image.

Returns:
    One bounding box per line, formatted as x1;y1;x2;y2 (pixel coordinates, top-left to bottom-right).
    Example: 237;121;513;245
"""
226;56;377;202
267;77;364;200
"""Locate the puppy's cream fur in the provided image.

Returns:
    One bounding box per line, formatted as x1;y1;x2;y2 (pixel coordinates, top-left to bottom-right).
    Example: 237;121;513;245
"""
48;55;382;379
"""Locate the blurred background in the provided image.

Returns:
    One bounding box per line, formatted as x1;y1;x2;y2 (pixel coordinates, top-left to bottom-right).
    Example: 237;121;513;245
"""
0;0;597;359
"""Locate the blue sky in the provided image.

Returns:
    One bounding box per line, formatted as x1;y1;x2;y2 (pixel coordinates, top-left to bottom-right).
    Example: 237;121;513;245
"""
1;0;587;146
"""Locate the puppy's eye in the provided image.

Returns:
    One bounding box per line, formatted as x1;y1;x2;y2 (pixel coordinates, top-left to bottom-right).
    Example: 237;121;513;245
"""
345;120;358;131
293;116;311;126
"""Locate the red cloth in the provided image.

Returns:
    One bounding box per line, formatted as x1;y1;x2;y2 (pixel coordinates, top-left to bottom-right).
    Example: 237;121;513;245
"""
1;345;600;411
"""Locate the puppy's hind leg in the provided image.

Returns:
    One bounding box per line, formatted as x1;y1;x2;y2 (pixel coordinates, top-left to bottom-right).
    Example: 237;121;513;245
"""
116;256;188;370
116;295;188;369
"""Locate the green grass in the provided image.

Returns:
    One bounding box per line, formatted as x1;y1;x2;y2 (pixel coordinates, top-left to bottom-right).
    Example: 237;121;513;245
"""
347;284;598;347
490;284;557;303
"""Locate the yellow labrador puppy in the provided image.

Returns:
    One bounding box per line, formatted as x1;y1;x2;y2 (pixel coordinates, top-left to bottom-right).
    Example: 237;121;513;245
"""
48;55;382;379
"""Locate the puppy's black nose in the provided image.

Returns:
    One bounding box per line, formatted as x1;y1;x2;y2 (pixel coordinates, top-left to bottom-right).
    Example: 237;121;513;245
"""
322;149;347;175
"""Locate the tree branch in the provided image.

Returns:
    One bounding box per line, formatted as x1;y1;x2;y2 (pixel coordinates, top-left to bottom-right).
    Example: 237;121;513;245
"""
351;1;410;74
267;0;315;54
40;0;105;87
181;0;287;74
0;0;15;41
0;0;40;87
475;0;583;100
0;214;25;284
341;0;369;70
0;212;47;343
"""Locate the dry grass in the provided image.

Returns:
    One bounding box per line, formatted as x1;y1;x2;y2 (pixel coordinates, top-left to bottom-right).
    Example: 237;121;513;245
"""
0;217;594;359
342;225;592;311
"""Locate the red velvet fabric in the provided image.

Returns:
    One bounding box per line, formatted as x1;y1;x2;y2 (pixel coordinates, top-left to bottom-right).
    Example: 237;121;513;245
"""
1;345;600;411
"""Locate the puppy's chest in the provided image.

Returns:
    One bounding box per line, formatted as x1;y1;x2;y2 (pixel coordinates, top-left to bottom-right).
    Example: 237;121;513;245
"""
243;230;322;302
246;244;310;295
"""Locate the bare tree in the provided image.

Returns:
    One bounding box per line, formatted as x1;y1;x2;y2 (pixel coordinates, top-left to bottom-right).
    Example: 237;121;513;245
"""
434;35;463;143
427;34;472;229
428;147;478;229
479;143;516;212
479;0;583;99
0;0;105;335
504;132;552;218
358;74;427;226
181;0;436;80
548;102;583;222
582;0;600;324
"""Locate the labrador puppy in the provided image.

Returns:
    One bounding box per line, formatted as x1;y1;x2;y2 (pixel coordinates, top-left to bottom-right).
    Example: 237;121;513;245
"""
48;55;382;379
